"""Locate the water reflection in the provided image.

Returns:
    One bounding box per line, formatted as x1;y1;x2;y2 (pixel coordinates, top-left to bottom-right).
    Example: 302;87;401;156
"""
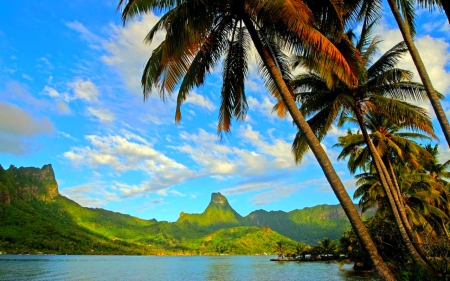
0;255;377;281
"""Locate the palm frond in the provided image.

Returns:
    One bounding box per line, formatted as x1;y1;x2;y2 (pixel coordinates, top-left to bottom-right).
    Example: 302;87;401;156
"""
175;18;232;123
218;25;251;134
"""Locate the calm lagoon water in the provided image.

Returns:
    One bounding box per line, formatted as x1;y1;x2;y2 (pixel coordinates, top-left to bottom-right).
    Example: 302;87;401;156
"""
0;255;377;281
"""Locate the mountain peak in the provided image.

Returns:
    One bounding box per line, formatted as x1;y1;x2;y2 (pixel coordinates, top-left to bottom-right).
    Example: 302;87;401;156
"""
1;164;59;203
210;192;228;205
176;192;243;227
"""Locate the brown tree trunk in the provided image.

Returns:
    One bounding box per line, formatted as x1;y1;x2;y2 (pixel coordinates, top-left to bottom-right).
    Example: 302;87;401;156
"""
242;15;396;281
387;0;450;149
353;106;430;269
386;158;403;207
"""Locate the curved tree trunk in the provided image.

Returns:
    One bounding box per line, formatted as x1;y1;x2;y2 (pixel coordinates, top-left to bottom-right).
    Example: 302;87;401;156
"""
353;106;431;269
387;0;450;149
242;15;396;281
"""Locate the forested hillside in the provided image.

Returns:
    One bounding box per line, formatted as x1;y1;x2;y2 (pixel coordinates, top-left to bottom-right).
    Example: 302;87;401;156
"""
0;164;359;254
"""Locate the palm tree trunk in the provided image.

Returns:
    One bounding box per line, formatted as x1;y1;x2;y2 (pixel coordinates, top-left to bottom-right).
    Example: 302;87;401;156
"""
387;0;450;148
383;156;435;269
386;158;403;207
241;15;396;281
353;105;431;269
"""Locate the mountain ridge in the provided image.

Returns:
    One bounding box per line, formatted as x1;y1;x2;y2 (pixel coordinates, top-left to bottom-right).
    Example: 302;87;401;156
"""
0;164;365;254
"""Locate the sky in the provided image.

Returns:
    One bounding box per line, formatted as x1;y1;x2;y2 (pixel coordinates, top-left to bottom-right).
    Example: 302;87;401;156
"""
1;1;449;222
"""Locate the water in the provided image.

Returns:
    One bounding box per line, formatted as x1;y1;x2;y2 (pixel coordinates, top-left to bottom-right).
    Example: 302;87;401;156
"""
0;255;377;281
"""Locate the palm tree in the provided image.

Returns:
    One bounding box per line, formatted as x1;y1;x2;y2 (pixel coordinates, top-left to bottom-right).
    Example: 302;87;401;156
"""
420;144;450;237
383;0;450;148
275;240;286;257
291;13;433;267
294;243;307;259
335;110;436;202
336;113;449;264
318;237;337;259
117;1;394;279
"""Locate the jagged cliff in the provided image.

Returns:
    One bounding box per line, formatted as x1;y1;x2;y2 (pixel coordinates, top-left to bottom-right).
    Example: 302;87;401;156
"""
0;164;58;204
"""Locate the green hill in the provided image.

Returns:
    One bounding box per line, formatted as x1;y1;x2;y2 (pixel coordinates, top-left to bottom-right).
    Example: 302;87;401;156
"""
246;206;353;244
0;164;365;255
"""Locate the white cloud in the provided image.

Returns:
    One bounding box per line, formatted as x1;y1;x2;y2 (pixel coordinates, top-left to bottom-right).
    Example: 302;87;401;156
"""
375;23;450;95
176;125;304;178
102;13;163;94
87;107;115;123
251;184;299;205
185;91;215;111
63;132;196;197
22;74;33;81
69;79;99;102
60;181;118;208
43;86;60;98
66;21;102;44
221;181;274;195
58;131;78;141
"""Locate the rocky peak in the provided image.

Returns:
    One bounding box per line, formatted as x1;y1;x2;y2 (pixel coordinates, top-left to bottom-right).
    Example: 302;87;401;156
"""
0;164;59;203
210;192;228;205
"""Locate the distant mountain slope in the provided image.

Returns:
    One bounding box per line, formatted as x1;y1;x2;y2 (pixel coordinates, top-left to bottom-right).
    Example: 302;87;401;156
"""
245;206;354;244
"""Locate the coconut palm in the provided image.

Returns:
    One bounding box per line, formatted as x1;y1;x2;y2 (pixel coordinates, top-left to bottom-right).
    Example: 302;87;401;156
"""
345;0;450;149
335;109;436;199
291;12;434;266
275;240;286;256
379;0;450;148
419;144;450;237
294;243;307;259
318;237;337;259
336;114;449;251
117;0;395;278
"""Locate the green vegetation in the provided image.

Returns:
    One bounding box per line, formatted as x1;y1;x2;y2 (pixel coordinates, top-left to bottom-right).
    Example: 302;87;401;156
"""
0;164;352;256
245;205;371;244
176;193;244;228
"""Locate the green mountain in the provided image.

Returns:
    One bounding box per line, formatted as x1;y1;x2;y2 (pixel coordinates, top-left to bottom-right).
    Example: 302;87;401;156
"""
0;165;299;255
176;192;244;228
0;164;365;254
246;206;354;244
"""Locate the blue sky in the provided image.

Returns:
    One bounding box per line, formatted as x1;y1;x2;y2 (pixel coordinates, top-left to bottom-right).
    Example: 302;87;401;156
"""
1;1;449;222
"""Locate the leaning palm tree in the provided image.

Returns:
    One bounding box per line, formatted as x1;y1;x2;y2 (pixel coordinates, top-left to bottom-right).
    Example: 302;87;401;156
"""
336;120;448;239
346;0;450;148
336;110;437;201
117;0;394;279
291;13;433;267
335;109;446;270
370;0;450;148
